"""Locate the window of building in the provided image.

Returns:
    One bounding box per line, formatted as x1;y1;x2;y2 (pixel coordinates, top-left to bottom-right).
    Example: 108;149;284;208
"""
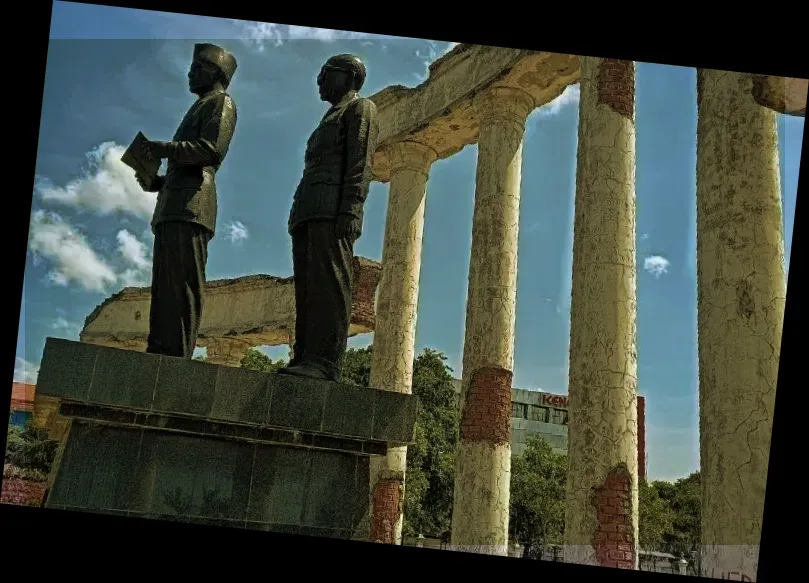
528;405;548;423
551;408;566;425
512;403;527;419
561;410;569;425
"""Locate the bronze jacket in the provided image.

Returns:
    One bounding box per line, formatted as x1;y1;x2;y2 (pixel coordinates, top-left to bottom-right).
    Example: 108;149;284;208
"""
288;91;379;235
151;88;238;237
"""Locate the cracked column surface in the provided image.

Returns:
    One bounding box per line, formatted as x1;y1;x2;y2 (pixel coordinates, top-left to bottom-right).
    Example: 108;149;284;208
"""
367;141;437;545
696;69;785;582
562;57;639;570
450;85;534;556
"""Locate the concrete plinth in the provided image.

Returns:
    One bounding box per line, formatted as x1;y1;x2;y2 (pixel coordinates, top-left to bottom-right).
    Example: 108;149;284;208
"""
36;338;417;538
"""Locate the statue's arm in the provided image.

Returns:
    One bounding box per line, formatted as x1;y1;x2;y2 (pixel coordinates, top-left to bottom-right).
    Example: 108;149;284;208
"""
164;94;238;167
338;98;379;219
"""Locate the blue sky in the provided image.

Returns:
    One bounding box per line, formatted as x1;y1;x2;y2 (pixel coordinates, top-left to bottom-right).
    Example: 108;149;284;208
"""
16;1;803;482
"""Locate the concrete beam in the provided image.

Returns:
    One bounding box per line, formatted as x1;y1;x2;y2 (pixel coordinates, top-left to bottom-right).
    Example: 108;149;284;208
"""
752;75;807;117
79;257;381;352
369;45;580;182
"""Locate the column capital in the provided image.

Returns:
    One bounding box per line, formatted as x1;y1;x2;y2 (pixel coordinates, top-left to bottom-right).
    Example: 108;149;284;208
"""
473;85;535;123
385;141;438;176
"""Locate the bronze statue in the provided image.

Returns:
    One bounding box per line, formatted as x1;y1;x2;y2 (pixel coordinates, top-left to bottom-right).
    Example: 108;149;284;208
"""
278;54;380;381
133;43;238;360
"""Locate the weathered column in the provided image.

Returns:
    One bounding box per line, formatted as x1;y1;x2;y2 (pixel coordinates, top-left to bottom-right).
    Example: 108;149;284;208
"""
563;57;639;570
696;69;786;582
450;85;534;556
367;140;437;545
204;337;252;367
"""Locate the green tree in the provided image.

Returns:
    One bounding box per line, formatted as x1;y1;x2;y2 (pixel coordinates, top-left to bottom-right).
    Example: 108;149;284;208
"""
5;418;58;476
661;472;701;561
509;435;568;557
339;345;460;538
639;479;674;551
239;348;287;373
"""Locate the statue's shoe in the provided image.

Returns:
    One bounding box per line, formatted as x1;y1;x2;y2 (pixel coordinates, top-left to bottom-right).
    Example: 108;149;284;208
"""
276;363;333;381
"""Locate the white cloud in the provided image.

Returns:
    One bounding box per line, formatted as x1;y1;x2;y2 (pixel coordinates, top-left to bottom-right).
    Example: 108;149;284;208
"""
227;220;249;244
34;142;157;221
536;84;580;118
116;229;152;287
234;21;393;51
413;40;456;82
28;210;118;292
641;232;649;240
117;229;151;270
14;356;39;384
643;255;671;278
51;316;81;339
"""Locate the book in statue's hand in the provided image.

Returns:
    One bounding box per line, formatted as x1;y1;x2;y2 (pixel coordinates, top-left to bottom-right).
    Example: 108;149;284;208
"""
121;131;160;189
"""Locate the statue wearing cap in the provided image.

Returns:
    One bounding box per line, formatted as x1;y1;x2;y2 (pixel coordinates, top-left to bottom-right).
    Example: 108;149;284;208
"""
278;54;380;382
134;43;238;360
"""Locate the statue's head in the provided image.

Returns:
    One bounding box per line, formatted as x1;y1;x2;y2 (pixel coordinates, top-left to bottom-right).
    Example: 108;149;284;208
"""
317;54;366;104
189;43;238;95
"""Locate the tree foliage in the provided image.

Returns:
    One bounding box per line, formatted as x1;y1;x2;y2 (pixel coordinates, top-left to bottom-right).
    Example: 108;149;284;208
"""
509;435;568;554
339;345;459;538
5;419;57;475
639;478;675;551
655;472;701;560
239;348;287;373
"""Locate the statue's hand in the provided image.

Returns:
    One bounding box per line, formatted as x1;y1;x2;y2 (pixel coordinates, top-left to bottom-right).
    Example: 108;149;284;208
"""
141;139;170;161
136;173;164;193
334;214;360;241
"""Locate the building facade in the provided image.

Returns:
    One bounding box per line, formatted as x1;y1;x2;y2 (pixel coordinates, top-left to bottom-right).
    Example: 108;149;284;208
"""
451;380;647;481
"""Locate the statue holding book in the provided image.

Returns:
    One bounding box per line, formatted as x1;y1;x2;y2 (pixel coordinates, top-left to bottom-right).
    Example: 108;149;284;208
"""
121;43;238;360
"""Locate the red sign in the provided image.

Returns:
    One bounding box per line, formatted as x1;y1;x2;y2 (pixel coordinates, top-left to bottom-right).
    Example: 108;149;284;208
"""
541;394;569;408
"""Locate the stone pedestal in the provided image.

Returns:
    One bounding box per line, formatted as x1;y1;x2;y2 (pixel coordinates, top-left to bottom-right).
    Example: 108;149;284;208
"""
36;338;417;539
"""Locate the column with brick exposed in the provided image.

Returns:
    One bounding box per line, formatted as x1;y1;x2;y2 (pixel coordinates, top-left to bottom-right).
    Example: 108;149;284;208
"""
367;141;437;545
696;69;786;582
450;85;534;556
562;57;639;570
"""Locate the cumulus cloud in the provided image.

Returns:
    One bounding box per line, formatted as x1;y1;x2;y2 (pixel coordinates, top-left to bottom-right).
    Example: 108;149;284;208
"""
51;316;81;339
643;255;671;278
34;142;157;220
116;229;153;287
28;210;118;292
14;356;39;384
227;220;249;244
536;84;581;118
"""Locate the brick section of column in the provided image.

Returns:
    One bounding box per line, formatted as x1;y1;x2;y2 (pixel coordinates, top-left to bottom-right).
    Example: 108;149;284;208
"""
596;59;635;120
637;396;646;482
351;257;381;330
459;366;513;445
592;464;636;569
370;478;403;544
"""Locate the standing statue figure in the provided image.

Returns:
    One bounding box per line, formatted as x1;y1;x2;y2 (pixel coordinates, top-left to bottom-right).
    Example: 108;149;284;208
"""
278;54;380;381
135;43;238;359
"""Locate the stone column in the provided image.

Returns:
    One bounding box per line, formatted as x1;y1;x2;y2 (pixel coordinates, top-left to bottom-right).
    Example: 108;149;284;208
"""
450;85;534;556
562;57;639;570
696;69;785;582
204;337;252;367
367;140;437;545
